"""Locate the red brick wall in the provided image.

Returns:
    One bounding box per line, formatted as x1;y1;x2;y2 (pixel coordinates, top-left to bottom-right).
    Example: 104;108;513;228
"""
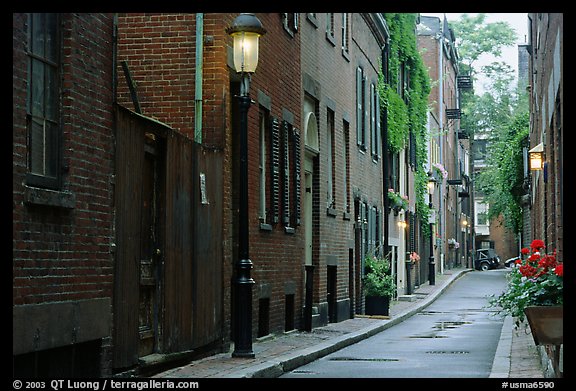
246;13;304;333
13;13;115;306
528;13;563;261
300;13;387;317
116;13;304;337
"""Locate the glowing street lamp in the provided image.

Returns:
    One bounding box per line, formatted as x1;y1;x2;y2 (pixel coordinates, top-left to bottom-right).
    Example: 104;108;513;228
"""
226;13;266;359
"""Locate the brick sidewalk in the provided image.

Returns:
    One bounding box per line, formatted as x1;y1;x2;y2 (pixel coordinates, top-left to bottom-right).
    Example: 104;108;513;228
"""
509;324;544;378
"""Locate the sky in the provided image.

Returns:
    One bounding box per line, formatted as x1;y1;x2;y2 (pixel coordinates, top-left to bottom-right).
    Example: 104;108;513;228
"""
421;13;529;95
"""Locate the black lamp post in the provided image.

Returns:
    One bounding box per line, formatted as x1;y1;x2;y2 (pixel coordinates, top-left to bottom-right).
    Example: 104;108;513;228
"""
226;13;266;359
427;172;437;285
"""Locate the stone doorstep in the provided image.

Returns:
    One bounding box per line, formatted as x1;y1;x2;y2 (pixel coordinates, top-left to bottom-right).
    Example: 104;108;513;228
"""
397;294;417;302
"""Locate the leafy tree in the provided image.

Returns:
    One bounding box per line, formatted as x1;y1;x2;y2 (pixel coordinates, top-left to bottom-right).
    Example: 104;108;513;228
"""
476;111;529;234
450;14;528;234
450;14;517;81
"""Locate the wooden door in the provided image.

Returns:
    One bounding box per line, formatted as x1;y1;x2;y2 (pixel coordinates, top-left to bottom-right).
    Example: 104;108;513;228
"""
139;136;163;357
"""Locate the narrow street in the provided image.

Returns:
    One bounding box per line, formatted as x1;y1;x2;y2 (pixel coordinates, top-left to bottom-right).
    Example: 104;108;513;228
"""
281;270;507;378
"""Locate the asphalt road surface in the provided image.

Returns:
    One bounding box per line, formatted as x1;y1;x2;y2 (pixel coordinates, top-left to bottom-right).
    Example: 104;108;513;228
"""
281;269;508;378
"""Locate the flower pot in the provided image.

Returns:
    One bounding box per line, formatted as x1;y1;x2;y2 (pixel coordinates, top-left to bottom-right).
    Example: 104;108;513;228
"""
365;295;390;316
523;305;563;345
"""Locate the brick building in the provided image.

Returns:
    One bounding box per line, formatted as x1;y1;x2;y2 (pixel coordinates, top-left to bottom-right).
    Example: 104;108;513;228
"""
13;13;116;376
525;14;563;377
300;13;389;324
115;13;304;365
418;15;472;274
526;13;563;265
115;12;394;360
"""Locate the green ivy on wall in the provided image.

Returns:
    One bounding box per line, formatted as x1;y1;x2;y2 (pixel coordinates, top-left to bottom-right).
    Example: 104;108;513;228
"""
380;13;432;228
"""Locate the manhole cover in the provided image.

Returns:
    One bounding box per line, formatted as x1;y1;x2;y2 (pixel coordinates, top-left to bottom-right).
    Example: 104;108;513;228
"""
330;357;400;362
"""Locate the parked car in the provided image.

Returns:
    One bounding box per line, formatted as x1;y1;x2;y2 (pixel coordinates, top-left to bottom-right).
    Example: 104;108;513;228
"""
504;256;520;268
474;248;501;271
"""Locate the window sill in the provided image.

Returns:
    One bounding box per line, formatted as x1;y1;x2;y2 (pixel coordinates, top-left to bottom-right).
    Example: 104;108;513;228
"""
341;48;350;62
259;223;273;232
325;32;336;47
326;207;337;217
24;185;76;209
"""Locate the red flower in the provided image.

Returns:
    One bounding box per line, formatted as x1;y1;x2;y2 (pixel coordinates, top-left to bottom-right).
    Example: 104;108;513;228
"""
530;239;545;251
519;264;537;278
515;259;522;265
554;264;563;277
521;247;530;255
538;254;557;271
528;253;541;262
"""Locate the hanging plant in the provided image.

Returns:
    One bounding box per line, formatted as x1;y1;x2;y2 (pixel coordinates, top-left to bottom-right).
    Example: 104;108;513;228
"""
387;189;408;211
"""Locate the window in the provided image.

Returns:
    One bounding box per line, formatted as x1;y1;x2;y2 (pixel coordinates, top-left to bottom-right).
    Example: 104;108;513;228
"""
282;13;298;36
382;44;390;85
326;13;335;43
327;108;335;210
356;67;366;150
398;60;409;103
370;82;381;160
388;151;400;193
26;13;61;189
341;13;349;53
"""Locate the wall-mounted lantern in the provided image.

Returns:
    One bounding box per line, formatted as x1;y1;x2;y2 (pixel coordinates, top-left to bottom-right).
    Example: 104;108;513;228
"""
529;142;544;171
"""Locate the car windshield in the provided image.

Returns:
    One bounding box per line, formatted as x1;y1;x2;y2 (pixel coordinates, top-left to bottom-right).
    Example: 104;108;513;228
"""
477;249;495;259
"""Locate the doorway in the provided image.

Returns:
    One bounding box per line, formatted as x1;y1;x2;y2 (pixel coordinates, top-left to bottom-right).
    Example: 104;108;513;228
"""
138;134;163;357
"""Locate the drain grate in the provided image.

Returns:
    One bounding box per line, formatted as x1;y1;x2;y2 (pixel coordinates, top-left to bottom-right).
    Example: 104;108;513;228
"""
426;350;470;354
330;357;400;362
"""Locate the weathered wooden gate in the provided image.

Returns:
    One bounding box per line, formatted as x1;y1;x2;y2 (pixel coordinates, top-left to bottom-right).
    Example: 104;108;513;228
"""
112;105;223;370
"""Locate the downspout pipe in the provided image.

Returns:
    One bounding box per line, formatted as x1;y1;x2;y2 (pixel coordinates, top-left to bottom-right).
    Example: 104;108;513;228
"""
195;13;204;144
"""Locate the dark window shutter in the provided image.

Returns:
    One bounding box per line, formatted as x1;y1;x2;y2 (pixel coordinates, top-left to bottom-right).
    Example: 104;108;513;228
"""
375;208;381;252
409;212;415;252
409;131;416;168
292;127;301;226
375;87;381;159
356;67;363;146
370;83;376;156
270;117;281;224
282;120;291;225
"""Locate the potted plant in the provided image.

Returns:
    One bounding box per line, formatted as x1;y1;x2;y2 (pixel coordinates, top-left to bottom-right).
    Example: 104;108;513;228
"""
363;254;396;316
387;189;408;214
489;239;563;345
